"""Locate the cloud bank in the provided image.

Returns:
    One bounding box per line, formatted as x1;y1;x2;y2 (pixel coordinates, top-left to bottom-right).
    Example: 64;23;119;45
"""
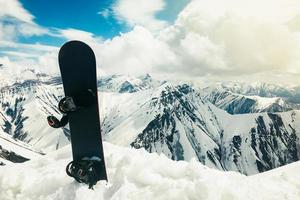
112;0;168;31
1;0;300;85
95;0;300;85
0;0;49;41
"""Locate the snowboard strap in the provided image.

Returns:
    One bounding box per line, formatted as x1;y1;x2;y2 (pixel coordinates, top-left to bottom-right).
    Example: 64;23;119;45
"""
48;89;95;128
66;157;102;189
59;96;77;114
59;89;96;114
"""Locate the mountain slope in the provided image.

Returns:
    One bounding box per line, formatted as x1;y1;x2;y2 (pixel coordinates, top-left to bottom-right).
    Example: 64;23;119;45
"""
0;131;43;165
213;107;300;175
0;78;68;152
103;83;300;175
129;84;223;168
203;87;299;114
98;74;161;93
0;74;300;175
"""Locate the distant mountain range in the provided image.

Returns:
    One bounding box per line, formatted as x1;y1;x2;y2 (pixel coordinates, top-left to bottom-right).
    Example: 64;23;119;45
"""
0;71;299;175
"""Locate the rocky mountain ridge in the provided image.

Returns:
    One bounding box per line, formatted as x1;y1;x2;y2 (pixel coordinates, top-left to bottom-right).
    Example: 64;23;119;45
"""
0;73;299;175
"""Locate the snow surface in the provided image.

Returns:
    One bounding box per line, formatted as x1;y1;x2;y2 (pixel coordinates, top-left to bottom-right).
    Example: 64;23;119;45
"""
0;132;43;165
246;95;282;110
0;142;300;200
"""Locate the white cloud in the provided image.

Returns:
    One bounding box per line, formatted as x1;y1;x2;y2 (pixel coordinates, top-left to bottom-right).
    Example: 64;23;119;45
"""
176;32;227;73
37;51;59;74
0;41;59;75
0;0;34;24
0;20;49;41
112;0;168;31
0;56;38;84
2;0;300;85
0;1;58;77
95;26;176;75
94;0;300;85
0;0;50;41
98;9;111;19
1;51;41;58
0;40;59;52
0;23;18;41
18;22;49;36
59;28;103;44
167;0;300;77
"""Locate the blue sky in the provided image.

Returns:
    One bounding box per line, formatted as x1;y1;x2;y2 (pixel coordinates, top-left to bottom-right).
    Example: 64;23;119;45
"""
17;0;190;46
20;0;121;44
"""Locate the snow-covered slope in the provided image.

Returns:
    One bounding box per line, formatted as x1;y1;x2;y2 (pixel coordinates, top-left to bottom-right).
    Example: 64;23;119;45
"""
0;131;43;165
1;73;300;175
202;84;300;114
212;107;300;175
98;74;161;93
202;82;295;98
94;81;300;175
101;83;300;175
0;142;299;200
0;77;68;152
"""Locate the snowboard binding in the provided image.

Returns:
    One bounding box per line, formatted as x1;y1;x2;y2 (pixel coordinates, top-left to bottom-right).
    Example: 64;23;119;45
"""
47;89;96;128
66;157;102;189
59;89;96;114
59;96;77;114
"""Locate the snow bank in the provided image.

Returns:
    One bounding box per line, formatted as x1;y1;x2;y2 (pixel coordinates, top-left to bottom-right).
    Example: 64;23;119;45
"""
0;142;299;200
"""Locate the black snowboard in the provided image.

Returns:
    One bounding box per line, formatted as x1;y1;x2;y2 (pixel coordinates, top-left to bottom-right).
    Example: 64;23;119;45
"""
58;40;107;181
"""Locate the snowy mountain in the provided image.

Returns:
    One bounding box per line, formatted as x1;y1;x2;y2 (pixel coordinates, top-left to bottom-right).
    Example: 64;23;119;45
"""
200;82;300;114
0;142;299;200
102;82;300;175
0;73;300;176
203;82;297;98
98;73;161;93
0;75;69;153
204;90;298;114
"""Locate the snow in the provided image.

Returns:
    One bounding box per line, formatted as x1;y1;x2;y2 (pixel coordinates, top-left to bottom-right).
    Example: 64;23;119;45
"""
0;132;43;160
0;74;300;198
98;82;300;174
246;95;281;110
1;74;299;175
100;89;156;145
0;142;300;200
0;80;66;152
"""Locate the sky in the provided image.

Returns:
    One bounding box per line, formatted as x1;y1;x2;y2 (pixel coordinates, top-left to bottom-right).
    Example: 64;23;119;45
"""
0;0;300;86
